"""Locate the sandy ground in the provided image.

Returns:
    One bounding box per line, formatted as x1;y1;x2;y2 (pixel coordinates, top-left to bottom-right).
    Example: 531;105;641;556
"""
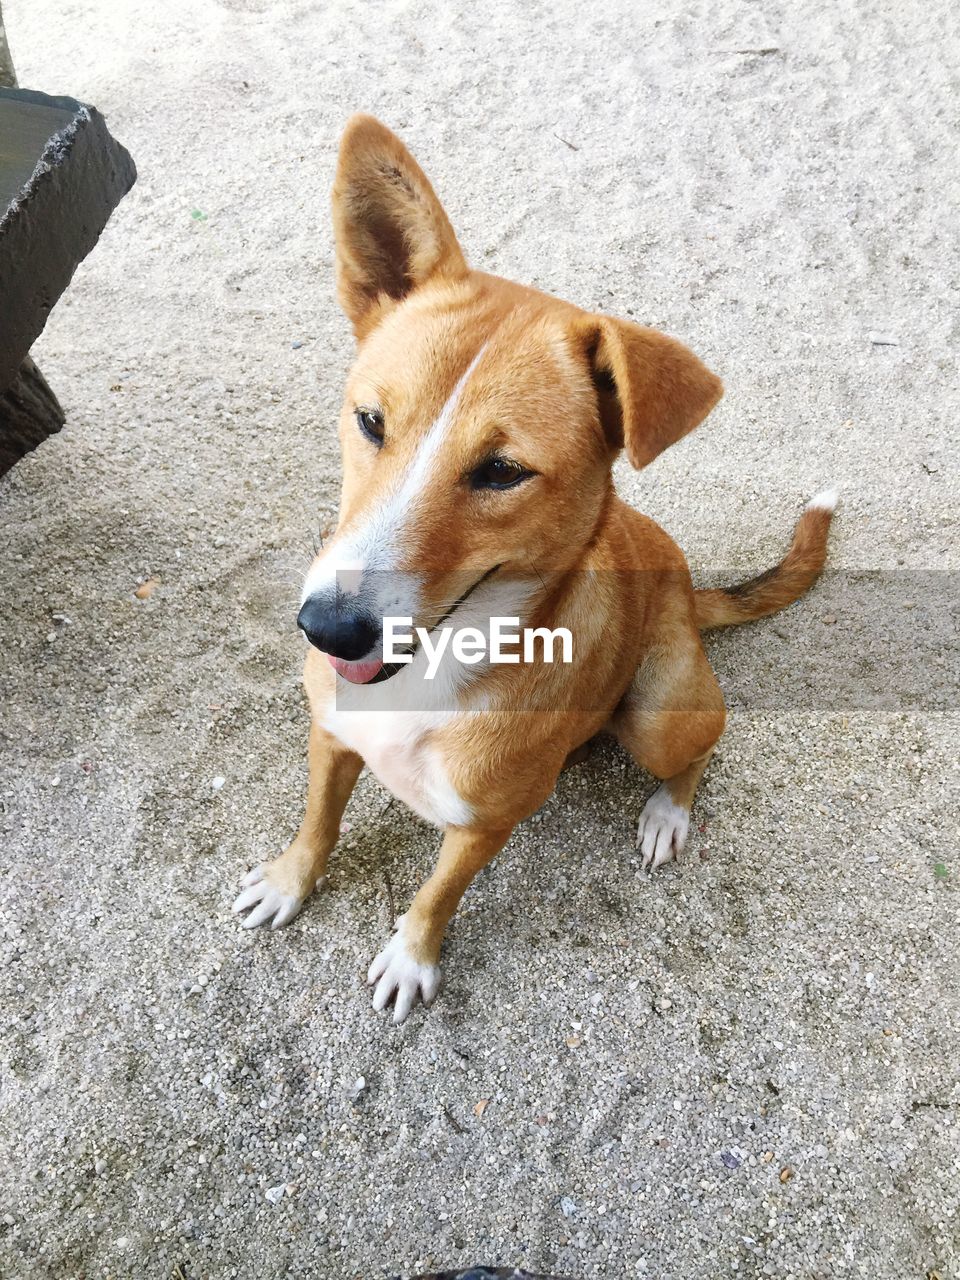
2;1;959;1277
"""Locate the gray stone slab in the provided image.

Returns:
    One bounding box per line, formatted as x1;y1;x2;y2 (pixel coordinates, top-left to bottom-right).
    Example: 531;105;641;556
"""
0;87;136;393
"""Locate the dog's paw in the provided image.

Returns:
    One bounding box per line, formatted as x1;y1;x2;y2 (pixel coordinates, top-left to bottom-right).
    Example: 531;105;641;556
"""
637;785;690;871
232;864;324;930
367;915;441;1024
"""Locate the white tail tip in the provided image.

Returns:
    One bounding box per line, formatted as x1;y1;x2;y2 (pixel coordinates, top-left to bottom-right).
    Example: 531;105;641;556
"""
806;487;839;513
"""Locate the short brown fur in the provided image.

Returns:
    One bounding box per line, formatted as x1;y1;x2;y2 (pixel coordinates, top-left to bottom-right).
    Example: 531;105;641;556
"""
234;115;836;1021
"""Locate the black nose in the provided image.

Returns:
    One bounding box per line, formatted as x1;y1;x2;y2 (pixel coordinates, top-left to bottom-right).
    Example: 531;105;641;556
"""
297;595;380;661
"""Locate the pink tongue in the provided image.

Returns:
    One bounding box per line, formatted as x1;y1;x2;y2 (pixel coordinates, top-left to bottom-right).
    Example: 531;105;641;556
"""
327;653;384;685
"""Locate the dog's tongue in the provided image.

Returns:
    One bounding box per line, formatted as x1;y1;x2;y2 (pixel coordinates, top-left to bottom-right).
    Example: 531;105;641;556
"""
327;654;384;685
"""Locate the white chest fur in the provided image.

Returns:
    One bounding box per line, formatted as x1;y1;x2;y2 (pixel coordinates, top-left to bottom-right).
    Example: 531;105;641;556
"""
313;575;534;830
322;703;471;828
319;649;474;829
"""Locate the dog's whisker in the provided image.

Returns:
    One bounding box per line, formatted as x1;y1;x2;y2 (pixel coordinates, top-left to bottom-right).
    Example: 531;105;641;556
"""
525;561;548;595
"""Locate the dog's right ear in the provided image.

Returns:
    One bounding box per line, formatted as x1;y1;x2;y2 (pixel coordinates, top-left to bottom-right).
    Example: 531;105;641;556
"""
574;314;723;469
331;114;468;339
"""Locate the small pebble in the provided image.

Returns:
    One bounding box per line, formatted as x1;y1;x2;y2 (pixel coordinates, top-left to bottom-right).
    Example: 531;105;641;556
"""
211;776;226;791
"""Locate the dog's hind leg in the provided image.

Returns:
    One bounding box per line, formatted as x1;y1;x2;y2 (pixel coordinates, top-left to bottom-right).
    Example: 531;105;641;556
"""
632;749;716;871
232;723;362;929
610;636;726;871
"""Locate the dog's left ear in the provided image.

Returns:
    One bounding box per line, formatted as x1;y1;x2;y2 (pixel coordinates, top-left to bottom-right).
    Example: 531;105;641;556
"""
575;315;723;468
332;114;468;338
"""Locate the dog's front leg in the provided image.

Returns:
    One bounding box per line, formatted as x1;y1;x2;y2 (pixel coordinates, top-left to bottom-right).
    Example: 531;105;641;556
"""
367;823;513;1023
232;723;362;929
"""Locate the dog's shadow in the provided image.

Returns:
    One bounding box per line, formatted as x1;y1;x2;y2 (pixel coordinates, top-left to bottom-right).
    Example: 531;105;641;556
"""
331;734;648;930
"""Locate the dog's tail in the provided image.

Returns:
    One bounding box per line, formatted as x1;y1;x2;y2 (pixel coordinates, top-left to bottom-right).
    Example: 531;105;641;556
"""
693;489;838;630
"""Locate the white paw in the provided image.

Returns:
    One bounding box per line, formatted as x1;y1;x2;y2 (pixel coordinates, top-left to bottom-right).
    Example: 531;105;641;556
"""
636;785;690;871
366;915;441;1024
231;865;321;930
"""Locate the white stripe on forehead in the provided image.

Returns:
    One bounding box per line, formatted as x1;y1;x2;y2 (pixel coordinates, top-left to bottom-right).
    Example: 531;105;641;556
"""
302;342;489;603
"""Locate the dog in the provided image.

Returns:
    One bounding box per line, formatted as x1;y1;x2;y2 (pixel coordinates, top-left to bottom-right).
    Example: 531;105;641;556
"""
233;114;836;1022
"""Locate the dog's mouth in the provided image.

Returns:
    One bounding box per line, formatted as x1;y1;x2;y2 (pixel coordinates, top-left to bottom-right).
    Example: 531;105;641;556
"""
328;564;501;686
327;654;389;685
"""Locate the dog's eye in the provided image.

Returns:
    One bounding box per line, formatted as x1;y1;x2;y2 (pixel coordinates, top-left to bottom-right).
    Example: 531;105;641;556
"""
470;456;532;490
356;407;385;446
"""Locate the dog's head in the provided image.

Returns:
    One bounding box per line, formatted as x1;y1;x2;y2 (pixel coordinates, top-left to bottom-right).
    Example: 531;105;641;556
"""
300;115;722;683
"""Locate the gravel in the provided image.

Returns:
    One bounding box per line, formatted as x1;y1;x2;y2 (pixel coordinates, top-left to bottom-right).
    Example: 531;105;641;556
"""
1;1;958;1277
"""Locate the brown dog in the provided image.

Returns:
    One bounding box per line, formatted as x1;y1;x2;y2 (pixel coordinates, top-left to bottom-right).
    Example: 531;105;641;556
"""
233;115;836;1022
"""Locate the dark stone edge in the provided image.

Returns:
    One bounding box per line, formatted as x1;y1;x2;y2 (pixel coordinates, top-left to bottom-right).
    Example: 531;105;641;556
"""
0;88;137;392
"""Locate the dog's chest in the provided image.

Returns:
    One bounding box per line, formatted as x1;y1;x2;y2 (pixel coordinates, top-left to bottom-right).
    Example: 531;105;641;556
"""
321;704;471;829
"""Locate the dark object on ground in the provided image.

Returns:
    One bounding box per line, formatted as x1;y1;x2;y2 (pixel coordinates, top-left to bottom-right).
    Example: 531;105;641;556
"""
0;1;15;90
0;81;136;473
0;355;64;468
396;1270;568;1279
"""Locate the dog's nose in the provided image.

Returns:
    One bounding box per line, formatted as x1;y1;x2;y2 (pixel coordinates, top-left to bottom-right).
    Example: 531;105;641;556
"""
297;595;380;660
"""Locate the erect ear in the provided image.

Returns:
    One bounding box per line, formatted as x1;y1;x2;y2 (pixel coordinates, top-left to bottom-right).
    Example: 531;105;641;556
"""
574;314;723;468
331;114;468;338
